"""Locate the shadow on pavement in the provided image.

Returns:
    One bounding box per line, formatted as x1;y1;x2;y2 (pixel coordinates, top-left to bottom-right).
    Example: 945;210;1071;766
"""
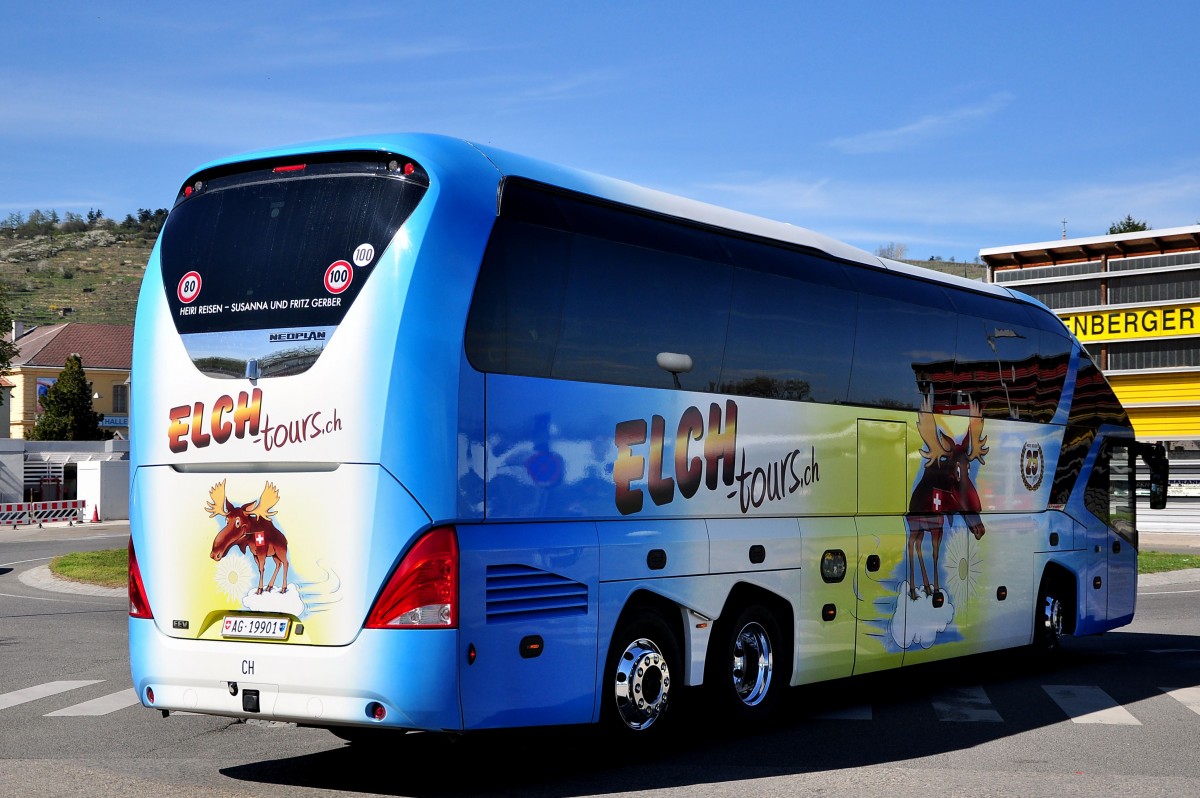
221;629;1200;797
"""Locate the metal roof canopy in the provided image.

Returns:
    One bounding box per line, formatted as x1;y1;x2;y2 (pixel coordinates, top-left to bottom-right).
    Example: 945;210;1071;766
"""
979;224;1200;270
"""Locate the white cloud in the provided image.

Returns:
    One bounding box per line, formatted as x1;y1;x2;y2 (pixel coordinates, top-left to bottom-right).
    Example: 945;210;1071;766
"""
828;93;1015;155
889;581;955;649
692;165;1200;258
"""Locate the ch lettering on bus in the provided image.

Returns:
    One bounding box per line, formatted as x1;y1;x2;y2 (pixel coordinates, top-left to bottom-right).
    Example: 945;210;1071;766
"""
613;400;821;515
257;409;343;452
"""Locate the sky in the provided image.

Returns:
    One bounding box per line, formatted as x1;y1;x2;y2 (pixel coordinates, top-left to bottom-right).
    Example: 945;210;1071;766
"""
3;2;1200;264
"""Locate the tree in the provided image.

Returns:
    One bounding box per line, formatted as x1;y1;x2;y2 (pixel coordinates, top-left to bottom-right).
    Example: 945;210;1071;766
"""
26;355;105;440
1108;215;1151;235
0;287;17;399
875;242;908;260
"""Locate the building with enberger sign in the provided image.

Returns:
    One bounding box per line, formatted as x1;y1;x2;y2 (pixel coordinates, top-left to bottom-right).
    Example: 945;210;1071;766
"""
980;225;1200;509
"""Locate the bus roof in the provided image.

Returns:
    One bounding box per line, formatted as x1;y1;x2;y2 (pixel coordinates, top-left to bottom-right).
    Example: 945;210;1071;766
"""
189;132;1022;303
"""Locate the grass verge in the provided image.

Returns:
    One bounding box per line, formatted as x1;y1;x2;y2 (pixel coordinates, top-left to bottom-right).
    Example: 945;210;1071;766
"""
50;548;127;588
1138;550;1200;574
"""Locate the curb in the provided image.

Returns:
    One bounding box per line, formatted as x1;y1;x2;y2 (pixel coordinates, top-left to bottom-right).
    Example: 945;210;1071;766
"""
1138;568;1200;588
18;564;125;598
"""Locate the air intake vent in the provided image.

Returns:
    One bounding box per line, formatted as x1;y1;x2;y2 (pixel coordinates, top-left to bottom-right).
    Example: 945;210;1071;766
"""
485;564;588;622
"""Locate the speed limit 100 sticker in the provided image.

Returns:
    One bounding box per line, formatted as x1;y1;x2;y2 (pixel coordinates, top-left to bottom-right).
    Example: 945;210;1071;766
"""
177;271;202;304
352;243;375;267
324;260;353;294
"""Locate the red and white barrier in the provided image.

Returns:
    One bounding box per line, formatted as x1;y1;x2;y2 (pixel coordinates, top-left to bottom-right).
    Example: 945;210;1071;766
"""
29;500;83;525
0;503;27;526
0;500;84;528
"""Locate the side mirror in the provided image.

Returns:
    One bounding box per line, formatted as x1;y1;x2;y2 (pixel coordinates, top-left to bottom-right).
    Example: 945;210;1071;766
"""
1141;441;1169;510
656;352;693;390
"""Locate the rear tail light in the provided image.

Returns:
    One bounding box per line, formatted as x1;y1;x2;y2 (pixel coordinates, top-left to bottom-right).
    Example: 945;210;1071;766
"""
129;539;153;619
365;526;457;628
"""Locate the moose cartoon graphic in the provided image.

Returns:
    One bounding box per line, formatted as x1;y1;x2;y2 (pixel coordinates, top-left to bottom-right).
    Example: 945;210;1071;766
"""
906;392;989;602
207;479;290;595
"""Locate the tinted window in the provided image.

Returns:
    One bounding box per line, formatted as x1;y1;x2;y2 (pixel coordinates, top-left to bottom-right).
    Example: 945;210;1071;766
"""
160;155;428;378
952;313;1039;421
1036;329;1072;422
468;180;1072;421
720;266;855;403
552;237;730;390
847;269;956;410
464;222;571;377
162;158;427;334
1083;440;1136;545
1051;351;1132;505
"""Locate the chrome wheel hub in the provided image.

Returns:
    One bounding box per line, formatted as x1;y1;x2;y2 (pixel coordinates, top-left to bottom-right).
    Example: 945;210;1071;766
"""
613;637;670;730
1042;595;1063;644
731;621;773;706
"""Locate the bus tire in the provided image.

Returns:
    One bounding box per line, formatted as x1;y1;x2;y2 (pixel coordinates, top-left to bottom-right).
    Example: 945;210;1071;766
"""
1034;581;1066;655
603;607;680;737
708;603;788;725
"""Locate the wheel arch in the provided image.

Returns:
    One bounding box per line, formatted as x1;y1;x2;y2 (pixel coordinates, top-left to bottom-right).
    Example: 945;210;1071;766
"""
705;581;796;684
1037;560;1079;637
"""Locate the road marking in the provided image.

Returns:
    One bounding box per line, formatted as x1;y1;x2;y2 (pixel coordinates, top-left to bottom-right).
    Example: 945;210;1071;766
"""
1140;589;1200;596
1043;685;1141;725
0;557;52;568
0;590;117;605
931;685;1003;722
0;680;103;710
46;688;140;716
1161;687;1200;716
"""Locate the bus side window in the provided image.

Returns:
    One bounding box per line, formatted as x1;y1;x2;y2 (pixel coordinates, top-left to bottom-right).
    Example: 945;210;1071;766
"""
719;266;856;403
1084;441;1136;543
465;222;571;377
552;236;730;391
847;271;956;411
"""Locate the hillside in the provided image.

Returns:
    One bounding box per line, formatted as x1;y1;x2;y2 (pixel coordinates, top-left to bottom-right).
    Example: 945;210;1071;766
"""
0;230;152;327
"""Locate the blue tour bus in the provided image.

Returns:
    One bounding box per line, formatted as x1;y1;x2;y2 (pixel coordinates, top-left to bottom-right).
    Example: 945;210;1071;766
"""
128;133;1167;739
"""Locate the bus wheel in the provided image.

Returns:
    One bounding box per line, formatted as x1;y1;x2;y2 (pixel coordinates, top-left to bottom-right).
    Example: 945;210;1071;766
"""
604;608;679;736
709;604;787;723
1035;585;1065;653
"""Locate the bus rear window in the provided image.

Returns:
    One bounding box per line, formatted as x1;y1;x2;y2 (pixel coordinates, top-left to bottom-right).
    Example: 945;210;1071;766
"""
160;154;428;378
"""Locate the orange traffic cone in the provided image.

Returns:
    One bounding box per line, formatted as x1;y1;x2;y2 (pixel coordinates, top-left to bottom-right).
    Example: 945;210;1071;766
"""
91;505;101;523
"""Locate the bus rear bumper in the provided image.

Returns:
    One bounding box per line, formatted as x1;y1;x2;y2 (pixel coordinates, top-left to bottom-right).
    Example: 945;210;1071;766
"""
129;617;463;731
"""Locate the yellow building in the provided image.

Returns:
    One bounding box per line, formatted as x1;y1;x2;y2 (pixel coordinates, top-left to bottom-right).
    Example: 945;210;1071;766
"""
6;322;133;439
980;226;1200;496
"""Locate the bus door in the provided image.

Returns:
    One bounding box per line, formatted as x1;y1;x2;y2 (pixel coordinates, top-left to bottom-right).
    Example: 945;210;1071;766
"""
853;419;909;675
1106;442;1137;623
1083;518;1109;630
794;516;857;685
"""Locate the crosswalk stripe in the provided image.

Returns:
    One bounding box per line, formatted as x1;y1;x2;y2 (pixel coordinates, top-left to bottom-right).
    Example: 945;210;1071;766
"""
931;685;1003;722
45;688;140;717
1043;685;1141;725
1161;687;1200;716
0;680;103;711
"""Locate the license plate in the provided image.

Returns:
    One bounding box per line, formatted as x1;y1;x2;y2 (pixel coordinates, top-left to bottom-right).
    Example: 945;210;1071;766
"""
221;615;290;640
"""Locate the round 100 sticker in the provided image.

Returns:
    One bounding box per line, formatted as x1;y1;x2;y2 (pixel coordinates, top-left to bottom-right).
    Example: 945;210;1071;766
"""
177;271;202;304
324;260;353;294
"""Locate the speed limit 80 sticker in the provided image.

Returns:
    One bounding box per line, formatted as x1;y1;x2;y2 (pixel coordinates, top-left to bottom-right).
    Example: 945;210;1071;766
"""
177;271;202;304
324;260;353;294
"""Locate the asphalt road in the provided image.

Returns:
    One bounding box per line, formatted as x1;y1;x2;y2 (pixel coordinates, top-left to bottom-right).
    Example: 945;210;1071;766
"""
4;521;1200;797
